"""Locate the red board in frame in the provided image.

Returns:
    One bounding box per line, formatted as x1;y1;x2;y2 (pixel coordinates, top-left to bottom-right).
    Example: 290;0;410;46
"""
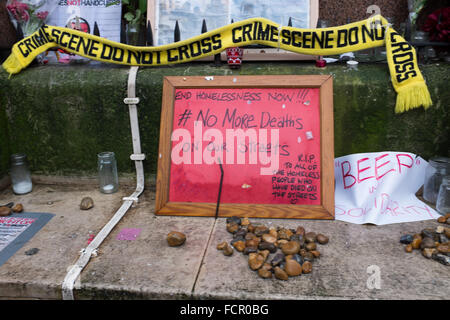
156;75;334;220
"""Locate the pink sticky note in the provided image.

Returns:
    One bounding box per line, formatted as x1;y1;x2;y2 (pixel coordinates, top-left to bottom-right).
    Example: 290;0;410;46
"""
116;228;141;241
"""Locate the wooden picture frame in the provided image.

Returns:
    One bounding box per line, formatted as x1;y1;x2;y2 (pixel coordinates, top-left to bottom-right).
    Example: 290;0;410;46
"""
156;75;334;219
147;0;319;61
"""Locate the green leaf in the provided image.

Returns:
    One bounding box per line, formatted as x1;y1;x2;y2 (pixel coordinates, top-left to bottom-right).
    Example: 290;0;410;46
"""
124;12;135;22
122;0;130;4
139;0;147;13
106;0;121;7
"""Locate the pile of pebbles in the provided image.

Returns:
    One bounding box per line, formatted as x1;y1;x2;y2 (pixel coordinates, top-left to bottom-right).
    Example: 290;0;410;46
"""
400;213;450;266
217;216;329;280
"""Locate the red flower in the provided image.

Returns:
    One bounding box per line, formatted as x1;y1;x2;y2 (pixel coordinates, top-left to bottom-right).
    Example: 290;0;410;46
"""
36;11;49;20
423;7;450;42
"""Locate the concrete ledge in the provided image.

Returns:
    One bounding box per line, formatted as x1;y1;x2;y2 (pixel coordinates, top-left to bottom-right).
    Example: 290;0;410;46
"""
0;62;449;177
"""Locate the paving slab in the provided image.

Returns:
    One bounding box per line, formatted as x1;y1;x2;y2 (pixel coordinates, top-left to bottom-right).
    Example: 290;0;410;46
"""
0;183;449;300
194;218;450;300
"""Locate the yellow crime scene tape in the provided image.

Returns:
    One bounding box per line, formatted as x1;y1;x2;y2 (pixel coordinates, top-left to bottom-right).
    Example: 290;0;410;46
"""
2;15;432;113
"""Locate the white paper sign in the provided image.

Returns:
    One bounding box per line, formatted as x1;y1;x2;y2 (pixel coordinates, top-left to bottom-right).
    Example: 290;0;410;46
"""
334;152;440;225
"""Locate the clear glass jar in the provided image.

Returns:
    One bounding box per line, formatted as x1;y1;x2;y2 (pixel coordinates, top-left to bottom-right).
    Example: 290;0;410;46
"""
436;176;450;215
9;153;33;195
97;152;119;194
423;157;450;204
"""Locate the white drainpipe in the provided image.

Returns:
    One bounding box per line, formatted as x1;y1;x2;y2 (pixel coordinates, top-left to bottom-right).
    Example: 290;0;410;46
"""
62;66;145;300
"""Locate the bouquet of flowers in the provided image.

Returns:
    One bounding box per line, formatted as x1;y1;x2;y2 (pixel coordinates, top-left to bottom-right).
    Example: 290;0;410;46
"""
423;7;450;42
6;0;53;38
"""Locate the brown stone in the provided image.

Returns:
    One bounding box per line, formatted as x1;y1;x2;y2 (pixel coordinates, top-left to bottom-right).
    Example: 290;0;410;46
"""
284;259;302;276
0;206;12;216
245;239;259;248
254;225;269;237
269;228;278;238
413;233;422;240
80;197;94;210
233;240;246;252
311;250;321;258
295;226;306;236
227;222;240;234
223;245;234;256
281;241;300;255
302;261;313;274
245;232;256;240
411;238;422;249
437;216;447;224
12;203;23;213
306;242;317;251
437;244;450;254
276;239;288;247
305;232;317;243
257;263;273;279
445;227;450;238
217;241;228;250
422;248;437;259
405;244;413;253
436;226;444;234
278;228;293;240
316;234;329;245
248;252;265;270
262;233;277;243
167;231;186;247
274;266;289;280
420;237;436;249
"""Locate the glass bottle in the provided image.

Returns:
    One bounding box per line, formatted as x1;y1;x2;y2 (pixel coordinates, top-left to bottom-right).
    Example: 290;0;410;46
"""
436;176;450;215
97;152;119;194
423;157;450;204
10;153;33;195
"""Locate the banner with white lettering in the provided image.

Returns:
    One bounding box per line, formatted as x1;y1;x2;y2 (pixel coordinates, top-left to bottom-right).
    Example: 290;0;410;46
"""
334;152;440;225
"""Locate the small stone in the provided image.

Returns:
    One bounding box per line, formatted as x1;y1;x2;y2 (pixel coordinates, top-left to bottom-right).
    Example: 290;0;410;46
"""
166;231;186;247
438;233;449;244
258;241;277;253
305;232;317;243
245;238;260;248
243;247;257;255
306;242;317;251
270;252;285;267
432;253;450;266
421;229;438;241
316;234;329;245
420;237;436;249
303;252;315;262
258;263;273;279
411;238;422;249
248;252;265;270
269;228;278;238
274;266;289;280
223;245;234;256
400;234;413;244
405;244;413;253
413;233;422;240
80;197;94;210
445;228;450;238
217;241;228;250
284;259;302;276
422;248;437;259
245;232;256;240
259;249;270;261
226;216;242;225
437;216;447;224
302;261;313;274
241;217;250;226
247;224;255;233
291;253;304;265
276;239;288;247
12;203;24;213
230;235;245;245
437;244;450;254
281;241;300;255
254;225;269;237
0;206;12;216
295;226;306;236
436;226;444;234
311;250;321;258
232;240;246;252
235;228;247;238
226;222;240;234
24;248;39;256
262;233;277;244
278;228;293;240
